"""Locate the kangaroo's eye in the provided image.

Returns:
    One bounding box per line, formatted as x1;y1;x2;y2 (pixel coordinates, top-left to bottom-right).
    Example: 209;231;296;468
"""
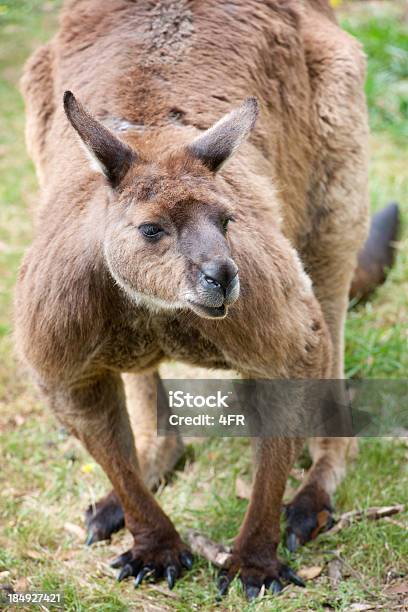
139;223;164;239
222;216;235;234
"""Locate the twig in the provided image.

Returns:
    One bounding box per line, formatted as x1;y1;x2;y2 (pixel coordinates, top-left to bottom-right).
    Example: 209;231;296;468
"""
326;504;404;535
187;531;231;567
187;505;405;569
383;516;408;531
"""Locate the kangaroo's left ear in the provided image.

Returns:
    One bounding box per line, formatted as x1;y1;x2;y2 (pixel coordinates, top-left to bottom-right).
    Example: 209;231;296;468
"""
187;97;259;173
63;91;137;187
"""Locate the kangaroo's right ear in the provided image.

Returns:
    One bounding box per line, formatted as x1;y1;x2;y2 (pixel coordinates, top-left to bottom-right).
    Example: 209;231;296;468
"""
187;97;259;173
63;91;137;187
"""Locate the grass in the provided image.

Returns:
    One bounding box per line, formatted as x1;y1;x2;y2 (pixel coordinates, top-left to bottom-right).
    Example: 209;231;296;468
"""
0;1;407;610
341;2;408;143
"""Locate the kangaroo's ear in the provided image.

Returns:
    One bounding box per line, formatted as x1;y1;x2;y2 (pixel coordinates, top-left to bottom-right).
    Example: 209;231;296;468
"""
63;91;137;187
187;97;259;173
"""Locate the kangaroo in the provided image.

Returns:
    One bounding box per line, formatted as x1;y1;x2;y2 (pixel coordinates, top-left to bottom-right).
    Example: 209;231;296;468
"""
16;0;370;600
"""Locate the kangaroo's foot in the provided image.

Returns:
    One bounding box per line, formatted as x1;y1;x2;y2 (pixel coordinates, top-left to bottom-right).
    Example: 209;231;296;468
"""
284;483;334;552
111;528;193;590
218;546;305;601
219;437;306;600
85;490;125;545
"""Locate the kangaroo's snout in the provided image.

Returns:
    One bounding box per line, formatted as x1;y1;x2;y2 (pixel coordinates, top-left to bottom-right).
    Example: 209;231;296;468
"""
187;256;240;319
200;258;239;304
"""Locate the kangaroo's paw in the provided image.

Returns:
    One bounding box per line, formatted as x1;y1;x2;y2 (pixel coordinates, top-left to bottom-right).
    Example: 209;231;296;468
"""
217;550;304;601
85;490;125;545
110;530;193;590
284;484;334;552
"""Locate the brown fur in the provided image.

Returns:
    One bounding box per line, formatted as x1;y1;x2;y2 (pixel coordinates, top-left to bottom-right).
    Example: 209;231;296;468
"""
16;0;368;595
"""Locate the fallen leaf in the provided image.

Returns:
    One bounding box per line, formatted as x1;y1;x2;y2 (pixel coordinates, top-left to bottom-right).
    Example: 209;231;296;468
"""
328;558;343;589
298;565;323;581
60;550;79;561
64;522;86;540
25;550;43;560
235;477;252;500
346;605;376;611
13;577;30;591
385;582;408;595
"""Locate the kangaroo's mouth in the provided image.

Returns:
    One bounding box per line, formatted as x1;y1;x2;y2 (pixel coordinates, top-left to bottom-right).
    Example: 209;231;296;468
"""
187;300;227;319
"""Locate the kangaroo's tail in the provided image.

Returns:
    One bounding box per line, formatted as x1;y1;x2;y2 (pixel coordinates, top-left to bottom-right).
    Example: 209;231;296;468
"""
350;202;400;301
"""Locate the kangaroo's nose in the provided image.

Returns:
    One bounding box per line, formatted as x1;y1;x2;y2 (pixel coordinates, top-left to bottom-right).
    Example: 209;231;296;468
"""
200;259;238;293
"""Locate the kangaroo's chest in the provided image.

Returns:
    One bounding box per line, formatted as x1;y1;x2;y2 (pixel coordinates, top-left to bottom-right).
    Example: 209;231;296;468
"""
98;311;229;373
154;316;229;370
96;313;163;372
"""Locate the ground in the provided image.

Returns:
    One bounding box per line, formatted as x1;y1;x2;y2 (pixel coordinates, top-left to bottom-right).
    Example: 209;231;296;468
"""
0;1;407;610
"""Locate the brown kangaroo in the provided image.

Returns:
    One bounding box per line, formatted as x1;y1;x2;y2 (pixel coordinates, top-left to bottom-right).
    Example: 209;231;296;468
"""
16;0;372;600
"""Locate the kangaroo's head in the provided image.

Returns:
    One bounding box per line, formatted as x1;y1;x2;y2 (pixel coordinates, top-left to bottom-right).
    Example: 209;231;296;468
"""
63;91;258;319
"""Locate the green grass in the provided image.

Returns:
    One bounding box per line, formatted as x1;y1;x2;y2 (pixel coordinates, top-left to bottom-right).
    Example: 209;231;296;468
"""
0;2;407;611
340;1;408;379
341;4;408;143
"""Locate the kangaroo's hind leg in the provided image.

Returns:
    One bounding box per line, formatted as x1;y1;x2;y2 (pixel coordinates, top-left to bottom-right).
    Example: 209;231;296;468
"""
284;164;366;548
85;371;184;545
285;15;369;550
284;267;361;549
125;371;184;490
53;373;191;586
